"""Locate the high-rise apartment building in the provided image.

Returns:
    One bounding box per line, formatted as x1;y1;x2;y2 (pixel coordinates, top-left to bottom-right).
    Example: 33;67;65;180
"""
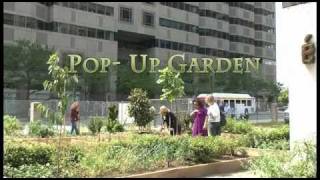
4;2;276;100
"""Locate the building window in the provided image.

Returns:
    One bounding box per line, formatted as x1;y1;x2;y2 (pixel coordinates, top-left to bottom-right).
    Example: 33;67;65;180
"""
106;6;114;16
26;17;36;28
69;25;77;35
172;42;178;50
120;7;133;23
88;28;96;38
97;30;105;39
79;2;88;11
69;2;79;9
78;27;87;37
88;3;96;13
15;16;26;27
104;31;110;40
143;12;154;27
4;13;14;25
160;40;166;48
247;100;252;106
96;4;105;14
59;23;69;34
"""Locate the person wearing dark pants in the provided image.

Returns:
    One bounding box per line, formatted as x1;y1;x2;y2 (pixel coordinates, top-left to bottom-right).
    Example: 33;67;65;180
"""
204;96;221;136
70;101;80;135
218;100;226;127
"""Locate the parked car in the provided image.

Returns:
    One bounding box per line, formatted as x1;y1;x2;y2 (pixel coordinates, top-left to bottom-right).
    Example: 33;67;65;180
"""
278;106;288;111
284;108;289;123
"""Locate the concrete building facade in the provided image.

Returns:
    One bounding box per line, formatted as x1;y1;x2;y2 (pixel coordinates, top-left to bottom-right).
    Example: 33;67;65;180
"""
4;2;276;100
276;2;317;148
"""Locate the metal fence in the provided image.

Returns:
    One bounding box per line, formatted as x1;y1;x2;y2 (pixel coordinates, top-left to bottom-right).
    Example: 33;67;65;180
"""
3;98;280;126
3;99;193;126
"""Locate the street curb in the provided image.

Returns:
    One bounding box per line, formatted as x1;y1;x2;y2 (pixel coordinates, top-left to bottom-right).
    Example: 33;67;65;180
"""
122;158;250;178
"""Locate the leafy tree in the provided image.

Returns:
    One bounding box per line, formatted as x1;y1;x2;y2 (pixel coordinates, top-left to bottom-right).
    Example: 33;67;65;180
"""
156;67;185;104
4;40;54;99
36;53;78;177
277;88;289;106
128;88;154;130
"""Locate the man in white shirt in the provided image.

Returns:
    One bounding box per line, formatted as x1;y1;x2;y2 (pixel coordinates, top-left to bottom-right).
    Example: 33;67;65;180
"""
203;95;221;136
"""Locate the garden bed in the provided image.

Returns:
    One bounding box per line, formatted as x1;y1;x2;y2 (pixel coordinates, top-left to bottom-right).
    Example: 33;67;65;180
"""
122;157;250;178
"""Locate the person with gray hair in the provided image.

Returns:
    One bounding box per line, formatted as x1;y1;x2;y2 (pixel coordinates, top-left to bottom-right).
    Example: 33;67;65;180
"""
203;96;221;136
159;106;181;136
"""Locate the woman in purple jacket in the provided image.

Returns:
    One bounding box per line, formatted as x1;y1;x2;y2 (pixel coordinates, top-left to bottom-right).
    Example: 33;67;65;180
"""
191;98;208;136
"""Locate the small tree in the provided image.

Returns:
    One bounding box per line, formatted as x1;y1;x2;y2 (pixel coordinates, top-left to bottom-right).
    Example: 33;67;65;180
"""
105;105;124;141
36;53;78;177
156;67;185;105
88;117;104;135
128;88;154;131
278;88;289;106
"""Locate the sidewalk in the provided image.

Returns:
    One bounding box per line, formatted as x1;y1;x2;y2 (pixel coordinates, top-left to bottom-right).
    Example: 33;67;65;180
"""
203;170;258;178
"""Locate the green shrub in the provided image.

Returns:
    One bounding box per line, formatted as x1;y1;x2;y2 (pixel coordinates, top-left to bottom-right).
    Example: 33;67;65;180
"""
4;115;21;135
245;125;289;149
222;118;253;134
88;117;104;135
248;140;316;178
106;105;124;133
4;142;55;168
29;120;55;137
112;123;124;132
128;88;154;128
4;141;86;178
4;164;54;178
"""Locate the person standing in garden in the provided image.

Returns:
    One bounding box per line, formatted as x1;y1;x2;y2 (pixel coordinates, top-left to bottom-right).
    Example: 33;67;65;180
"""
160;106;181;136
218;100;226;127
190;99;208;136
70;101;80;135
203;96;221;136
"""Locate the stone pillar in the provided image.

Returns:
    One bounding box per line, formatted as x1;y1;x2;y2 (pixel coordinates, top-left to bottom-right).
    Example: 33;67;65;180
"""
276;2;317;149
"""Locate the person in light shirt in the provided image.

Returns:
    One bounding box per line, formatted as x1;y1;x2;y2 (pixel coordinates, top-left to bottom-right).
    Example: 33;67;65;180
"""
203;95;221;136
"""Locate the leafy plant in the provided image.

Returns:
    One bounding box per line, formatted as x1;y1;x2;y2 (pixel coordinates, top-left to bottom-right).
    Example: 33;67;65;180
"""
248;140;316;178
245;125;289;149
4;115;21;135
277;87;289;106
156;67;185;103
29;120;55;137
128;88;154;129
4;142;55;168
222;118;253;134
4;164;54;178
88;117;104;135
106;105;124;133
